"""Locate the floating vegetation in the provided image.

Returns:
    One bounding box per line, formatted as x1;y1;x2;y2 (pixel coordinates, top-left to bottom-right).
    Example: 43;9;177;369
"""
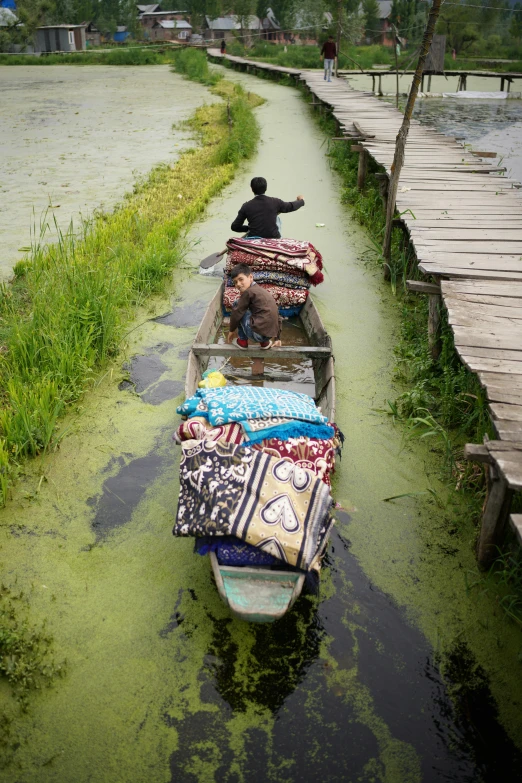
0;583;65;706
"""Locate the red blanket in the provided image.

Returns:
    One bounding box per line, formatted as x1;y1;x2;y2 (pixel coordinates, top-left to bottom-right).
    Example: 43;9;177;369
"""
226;237;324;286
223;284;308;313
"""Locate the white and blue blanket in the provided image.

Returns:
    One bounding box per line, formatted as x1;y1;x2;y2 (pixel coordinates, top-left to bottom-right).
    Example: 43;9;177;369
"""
177;387;328;428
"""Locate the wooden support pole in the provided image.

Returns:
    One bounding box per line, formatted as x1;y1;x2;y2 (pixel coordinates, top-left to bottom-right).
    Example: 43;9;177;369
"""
372;74;375;93
427;74;432;92
428;292;442;362
357;148;368;191
406;280;442;360
382;0;442;265
501;76;505;92
378;73;383;95
477;464;513;568
251;357;265;375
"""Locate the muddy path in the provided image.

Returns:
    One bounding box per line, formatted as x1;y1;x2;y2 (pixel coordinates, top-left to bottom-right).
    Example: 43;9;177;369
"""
1;69;521;782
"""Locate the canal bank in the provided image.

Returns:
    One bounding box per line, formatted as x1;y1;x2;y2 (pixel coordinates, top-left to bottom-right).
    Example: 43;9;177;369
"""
1;68;521;781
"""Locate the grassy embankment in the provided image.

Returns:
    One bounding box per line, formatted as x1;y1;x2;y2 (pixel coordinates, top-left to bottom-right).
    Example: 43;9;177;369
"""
309;110;522;624
0;49;262;715
0;48;261;502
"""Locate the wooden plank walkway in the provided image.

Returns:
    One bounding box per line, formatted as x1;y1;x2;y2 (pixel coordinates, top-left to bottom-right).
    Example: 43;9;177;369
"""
208;49;522;559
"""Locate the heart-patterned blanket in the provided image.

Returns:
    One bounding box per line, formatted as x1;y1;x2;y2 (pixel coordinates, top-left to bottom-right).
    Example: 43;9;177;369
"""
173;440;333;572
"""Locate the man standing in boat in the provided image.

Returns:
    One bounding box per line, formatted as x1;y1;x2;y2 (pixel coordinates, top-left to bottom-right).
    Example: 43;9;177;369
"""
231;177;305;239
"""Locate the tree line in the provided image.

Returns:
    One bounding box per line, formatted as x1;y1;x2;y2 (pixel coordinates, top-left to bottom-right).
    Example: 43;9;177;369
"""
4;0;522;57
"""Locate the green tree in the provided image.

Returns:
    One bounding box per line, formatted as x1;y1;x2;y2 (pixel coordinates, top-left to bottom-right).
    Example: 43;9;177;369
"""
362;0;381;43
436;1;479;53
510;3;522;43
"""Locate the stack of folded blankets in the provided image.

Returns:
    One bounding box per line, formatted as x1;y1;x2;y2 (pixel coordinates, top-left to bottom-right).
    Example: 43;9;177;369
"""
173;386;342;574
223;237;325;318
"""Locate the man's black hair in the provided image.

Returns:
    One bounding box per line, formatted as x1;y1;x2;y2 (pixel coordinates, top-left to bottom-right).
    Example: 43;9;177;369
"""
250;176;267;195
328;34;334;39
230;263;253;279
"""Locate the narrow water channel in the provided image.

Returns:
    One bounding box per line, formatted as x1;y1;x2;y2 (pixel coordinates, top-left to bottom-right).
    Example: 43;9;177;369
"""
1;68;522;782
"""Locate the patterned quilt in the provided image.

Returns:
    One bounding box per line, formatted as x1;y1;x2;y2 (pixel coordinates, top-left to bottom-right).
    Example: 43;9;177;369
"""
177;386;329;427
225;237;324;286
223;284;308;314
225;270;310;290
174;440;333;571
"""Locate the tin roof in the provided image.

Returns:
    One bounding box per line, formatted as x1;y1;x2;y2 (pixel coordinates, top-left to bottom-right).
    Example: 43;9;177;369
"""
156;19;191;28
37;24;86;29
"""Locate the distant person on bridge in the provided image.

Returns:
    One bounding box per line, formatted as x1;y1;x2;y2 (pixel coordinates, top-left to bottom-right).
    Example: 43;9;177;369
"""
231;177;305;239
220;39;226;55
321;35;337;82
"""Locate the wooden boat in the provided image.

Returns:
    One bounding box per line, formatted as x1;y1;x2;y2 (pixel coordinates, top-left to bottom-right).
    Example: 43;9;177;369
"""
184;281;335;623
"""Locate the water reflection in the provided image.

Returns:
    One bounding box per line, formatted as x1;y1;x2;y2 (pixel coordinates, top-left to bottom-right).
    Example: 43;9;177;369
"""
408;98;522;142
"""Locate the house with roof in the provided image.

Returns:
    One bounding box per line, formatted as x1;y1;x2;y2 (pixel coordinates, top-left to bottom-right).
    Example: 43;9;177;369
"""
35;24;87;52
150;18;191;41
83;21;101;47
203;14;262;42
139;8;189;34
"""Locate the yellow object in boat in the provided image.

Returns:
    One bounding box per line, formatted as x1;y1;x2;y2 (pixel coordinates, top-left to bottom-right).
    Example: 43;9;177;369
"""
198;371;226;389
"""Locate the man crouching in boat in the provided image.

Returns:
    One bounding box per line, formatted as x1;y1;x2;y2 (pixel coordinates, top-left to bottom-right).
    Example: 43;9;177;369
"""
226;263;282;350
231;176;305;239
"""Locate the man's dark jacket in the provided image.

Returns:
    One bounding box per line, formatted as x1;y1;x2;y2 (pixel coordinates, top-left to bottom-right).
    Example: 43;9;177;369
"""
231;194;305;239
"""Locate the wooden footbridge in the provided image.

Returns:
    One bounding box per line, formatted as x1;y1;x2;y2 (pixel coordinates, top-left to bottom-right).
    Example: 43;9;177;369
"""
208;49;522;565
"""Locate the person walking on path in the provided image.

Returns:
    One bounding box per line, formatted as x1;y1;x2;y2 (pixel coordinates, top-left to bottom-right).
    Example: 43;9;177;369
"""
231;177;305;239
321;35;337;82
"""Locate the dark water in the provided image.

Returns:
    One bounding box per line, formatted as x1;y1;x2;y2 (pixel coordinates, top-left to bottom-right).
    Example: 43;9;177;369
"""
410;98;522;143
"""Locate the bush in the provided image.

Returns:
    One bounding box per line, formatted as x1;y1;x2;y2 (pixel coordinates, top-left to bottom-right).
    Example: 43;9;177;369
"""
173;47;222;85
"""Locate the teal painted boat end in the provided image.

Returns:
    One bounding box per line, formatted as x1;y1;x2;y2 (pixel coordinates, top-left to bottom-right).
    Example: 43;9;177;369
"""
209;553;305;623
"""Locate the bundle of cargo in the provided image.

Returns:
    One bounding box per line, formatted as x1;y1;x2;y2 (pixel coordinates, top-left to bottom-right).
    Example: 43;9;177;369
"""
173;386;342;621
223;237;324;317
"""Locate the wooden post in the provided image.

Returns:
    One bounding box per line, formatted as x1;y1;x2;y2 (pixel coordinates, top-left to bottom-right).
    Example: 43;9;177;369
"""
378;73;383;95
372;73;375;93
406;280;442;360
477;464;513;568
336;0;342;78
252;358;264;375
357;148;368;190
463;443;514;569
501;76;505;92
382;0;443;264
393;29;399;108
427;74;432;92
462;74;467;90
428;292;441;361
507;77;512;93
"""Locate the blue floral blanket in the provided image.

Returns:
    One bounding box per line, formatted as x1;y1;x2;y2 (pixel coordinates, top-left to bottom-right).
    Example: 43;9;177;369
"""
177;386;329;428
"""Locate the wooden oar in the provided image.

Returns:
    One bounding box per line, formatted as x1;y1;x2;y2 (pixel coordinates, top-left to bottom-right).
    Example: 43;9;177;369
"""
200;249;227;269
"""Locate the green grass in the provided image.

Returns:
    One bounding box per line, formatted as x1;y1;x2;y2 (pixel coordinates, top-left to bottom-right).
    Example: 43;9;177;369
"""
225;41;393;70
172;46;222;85
0;75;261;506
